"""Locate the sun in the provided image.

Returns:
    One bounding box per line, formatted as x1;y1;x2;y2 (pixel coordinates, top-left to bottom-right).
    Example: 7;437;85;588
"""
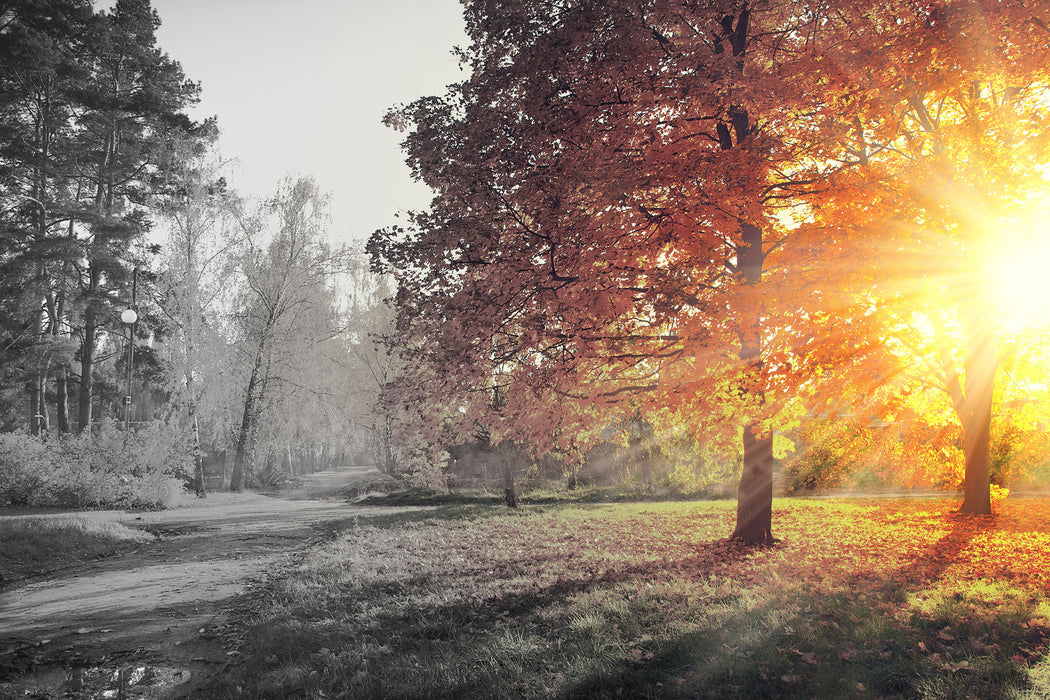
987;195;1050;333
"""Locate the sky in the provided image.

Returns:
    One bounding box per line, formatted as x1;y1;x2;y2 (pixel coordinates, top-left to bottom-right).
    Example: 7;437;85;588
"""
112;0;470;244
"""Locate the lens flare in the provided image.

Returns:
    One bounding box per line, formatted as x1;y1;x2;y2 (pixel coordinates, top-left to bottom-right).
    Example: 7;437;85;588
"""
988;196;1050;333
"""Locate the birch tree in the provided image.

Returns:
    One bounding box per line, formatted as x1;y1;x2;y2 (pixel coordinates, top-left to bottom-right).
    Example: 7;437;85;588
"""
228;177;351;490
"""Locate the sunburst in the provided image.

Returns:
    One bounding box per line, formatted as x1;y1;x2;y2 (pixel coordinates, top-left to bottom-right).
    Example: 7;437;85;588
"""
987;193;1050;333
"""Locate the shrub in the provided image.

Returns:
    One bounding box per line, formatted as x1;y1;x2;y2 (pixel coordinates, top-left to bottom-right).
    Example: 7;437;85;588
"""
662;436;741;496
0;432;51;505
990;422;1049;487
0;419;192;509
784;417;966;493
783;420;865;492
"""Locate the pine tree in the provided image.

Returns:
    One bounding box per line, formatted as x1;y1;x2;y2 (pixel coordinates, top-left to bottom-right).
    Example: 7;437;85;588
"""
69;0;202;433
0;0;93;432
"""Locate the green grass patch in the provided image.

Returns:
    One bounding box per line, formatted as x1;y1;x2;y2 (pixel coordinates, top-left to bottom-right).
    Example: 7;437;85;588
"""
0;514;154;582
202;497;1050;699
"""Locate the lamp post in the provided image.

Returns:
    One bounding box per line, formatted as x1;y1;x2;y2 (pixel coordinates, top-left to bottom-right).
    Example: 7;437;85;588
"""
121;269;138;432
121;306;137;431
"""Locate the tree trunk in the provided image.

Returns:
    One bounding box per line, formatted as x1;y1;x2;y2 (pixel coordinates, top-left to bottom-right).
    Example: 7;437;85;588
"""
730;219;774;544
958;303;994;515
733;423;774;543
37;380;49;433
77;305;97;434
712;11;774;542
28;375;42;435
49;287;70;434
192;412;206;497
960;410;992;514
78;114;114;436
56;368;70;433
230;353;264;492
230;389;255;492
230;435;249;491
30;102;51;439
375;415;395;475
53;279;70;434
502;447;518;508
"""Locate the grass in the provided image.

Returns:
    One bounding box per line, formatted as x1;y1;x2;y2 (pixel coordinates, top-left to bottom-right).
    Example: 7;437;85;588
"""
0;513;154;582
356;482;732;508
199;496;1050;699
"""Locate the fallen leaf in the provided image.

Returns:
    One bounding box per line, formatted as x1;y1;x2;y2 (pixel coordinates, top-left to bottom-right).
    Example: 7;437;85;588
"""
794;650;818;665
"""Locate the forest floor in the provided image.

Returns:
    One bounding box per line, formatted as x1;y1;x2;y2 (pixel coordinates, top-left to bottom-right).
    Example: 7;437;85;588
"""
0;464;405;699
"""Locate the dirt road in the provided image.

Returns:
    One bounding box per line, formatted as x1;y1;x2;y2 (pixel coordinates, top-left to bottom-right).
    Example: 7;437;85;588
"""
0;465;401;699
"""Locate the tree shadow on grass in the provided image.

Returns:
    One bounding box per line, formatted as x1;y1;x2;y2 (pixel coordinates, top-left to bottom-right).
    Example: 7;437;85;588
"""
562;589;1038;700
356;490;508;507
870;508;999;590
563;510;1046;699
199;538;769;698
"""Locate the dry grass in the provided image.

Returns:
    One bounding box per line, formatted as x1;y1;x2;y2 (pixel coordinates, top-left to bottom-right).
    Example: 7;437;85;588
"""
0;513;154;582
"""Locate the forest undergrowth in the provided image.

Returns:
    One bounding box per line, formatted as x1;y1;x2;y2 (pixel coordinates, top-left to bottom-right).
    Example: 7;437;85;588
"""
205;497;1050;699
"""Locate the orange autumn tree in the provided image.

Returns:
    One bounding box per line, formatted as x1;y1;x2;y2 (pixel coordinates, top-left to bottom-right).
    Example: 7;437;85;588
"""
796;0;1050;514
370;0;913;542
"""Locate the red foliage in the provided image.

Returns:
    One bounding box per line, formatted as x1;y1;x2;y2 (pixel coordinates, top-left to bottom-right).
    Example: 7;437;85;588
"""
370;0;1050;530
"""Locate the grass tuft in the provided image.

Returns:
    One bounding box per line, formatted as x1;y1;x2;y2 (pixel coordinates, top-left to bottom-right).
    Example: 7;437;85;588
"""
0;514;153;582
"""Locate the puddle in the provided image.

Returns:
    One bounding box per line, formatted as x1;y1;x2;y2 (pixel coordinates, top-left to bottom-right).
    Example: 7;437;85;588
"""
1;663;193;699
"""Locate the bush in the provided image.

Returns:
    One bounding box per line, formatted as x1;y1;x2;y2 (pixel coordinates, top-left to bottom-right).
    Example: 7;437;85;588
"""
783;418;965;493
990;422;1049;487
0;419;192;509
663;436;741;496
782;420;864;492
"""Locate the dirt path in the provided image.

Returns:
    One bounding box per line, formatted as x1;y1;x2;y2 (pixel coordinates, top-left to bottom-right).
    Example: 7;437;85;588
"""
0;465;405;699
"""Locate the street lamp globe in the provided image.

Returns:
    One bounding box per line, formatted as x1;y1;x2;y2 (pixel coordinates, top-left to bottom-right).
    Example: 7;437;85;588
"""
120;308;138;325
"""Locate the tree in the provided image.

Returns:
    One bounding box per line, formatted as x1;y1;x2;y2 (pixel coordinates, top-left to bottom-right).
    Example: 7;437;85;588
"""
797;0;1050;514
0;0;93;433
69;0;203;433
370;0;869;541
249;281;357;480
154;141;236;495
0;0;212;437
228;177;351;491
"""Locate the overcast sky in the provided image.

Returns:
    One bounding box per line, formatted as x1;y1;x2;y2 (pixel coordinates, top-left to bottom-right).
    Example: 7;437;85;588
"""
127;0;469;243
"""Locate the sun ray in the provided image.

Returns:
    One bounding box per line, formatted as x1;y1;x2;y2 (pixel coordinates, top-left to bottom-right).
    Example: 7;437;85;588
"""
987;192;1050;333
